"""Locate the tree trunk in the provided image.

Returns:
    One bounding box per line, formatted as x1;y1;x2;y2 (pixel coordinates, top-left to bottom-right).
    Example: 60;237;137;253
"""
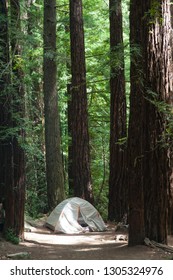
166;1;173;236
68;0;94;203
142;0;172;243
43;0;65;210
127;0;145;245
1;0;26;240
0;0;9;202
108;0;127;222
26;0;47;213
128;0;171;245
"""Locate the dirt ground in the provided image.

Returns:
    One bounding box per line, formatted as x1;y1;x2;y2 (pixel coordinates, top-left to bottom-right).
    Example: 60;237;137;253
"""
0;220;173;260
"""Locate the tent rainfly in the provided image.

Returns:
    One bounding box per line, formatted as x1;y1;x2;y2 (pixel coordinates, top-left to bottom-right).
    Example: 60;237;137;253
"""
45;197;107;234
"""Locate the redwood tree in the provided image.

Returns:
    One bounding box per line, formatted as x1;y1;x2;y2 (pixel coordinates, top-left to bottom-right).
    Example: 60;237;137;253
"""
127;0;145;245
128;0;171;245
0;0;26;239
26;0;47;213
68;0;94;203
142;0;172;243
43;0;65;210
0;0;9;202
108;0;127;222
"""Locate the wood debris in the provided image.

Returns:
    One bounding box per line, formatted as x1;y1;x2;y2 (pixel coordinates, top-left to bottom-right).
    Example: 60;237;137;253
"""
144;237;173;254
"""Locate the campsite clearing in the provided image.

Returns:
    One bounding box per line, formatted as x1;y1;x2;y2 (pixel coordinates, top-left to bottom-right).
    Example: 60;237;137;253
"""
0;222;173;260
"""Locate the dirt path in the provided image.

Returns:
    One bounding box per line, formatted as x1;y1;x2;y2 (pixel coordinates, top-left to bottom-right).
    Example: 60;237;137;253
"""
1;224;173;260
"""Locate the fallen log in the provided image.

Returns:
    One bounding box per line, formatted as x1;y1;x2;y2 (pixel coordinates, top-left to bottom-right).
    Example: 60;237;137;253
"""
144;237;173;253
7;252;31;260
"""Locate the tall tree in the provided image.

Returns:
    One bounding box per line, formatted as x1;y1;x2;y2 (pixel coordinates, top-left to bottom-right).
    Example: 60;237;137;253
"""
142;0;172;243
128;0;171;245
43;0;65;210
168;3;173;233
108;0;127;222
0;0;9;202
0;0;26;239
7;0;25;239
127;0;145;246
26;0;47;214
68;0;94;203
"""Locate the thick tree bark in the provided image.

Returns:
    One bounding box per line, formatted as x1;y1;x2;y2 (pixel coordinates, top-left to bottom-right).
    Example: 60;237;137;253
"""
168;2;173;235
0;0;9;202
43;0;65;210
127;0;145;246
108;0;127;222
68;0;94;203
8;0;25;239
142;0;172;243
128;0;171;245
0;0;26;239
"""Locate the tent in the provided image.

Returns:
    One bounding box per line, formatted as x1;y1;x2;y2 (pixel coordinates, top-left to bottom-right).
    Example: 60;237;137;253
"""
45;197;107;234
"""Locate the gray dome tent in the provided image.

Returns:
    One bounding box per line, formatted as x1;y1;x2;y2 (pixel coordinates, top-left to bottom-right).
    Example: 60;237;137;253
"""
45;197;107;234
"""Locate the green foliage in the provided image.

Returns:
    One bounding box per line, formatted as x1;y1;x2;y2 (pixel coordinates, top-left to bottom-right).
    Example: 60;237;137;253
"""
145;89;173;148
56;0;130;217
25;144;48;217
0;0;131;219
110;43;125;73
23;113;47;217
83;0;110;214
5;228;19;245
149;0;161;18
144;0;162;25
44;50;56;60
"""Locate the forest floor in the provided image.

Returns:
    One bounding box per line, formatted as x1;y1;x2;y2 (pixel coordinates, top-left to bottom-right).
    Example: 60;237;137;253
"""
0;219;173;260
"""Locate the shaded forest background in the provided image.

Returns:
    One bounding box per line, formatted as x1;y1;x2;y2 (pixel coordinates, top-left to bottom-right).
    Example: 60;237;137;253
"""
0;0;173;246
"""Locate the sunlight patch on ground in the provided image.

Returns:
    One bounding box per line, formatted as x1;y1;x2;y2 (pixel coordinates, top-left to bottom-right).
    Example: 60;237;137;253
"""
24;231;117;246
74;247;102;252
